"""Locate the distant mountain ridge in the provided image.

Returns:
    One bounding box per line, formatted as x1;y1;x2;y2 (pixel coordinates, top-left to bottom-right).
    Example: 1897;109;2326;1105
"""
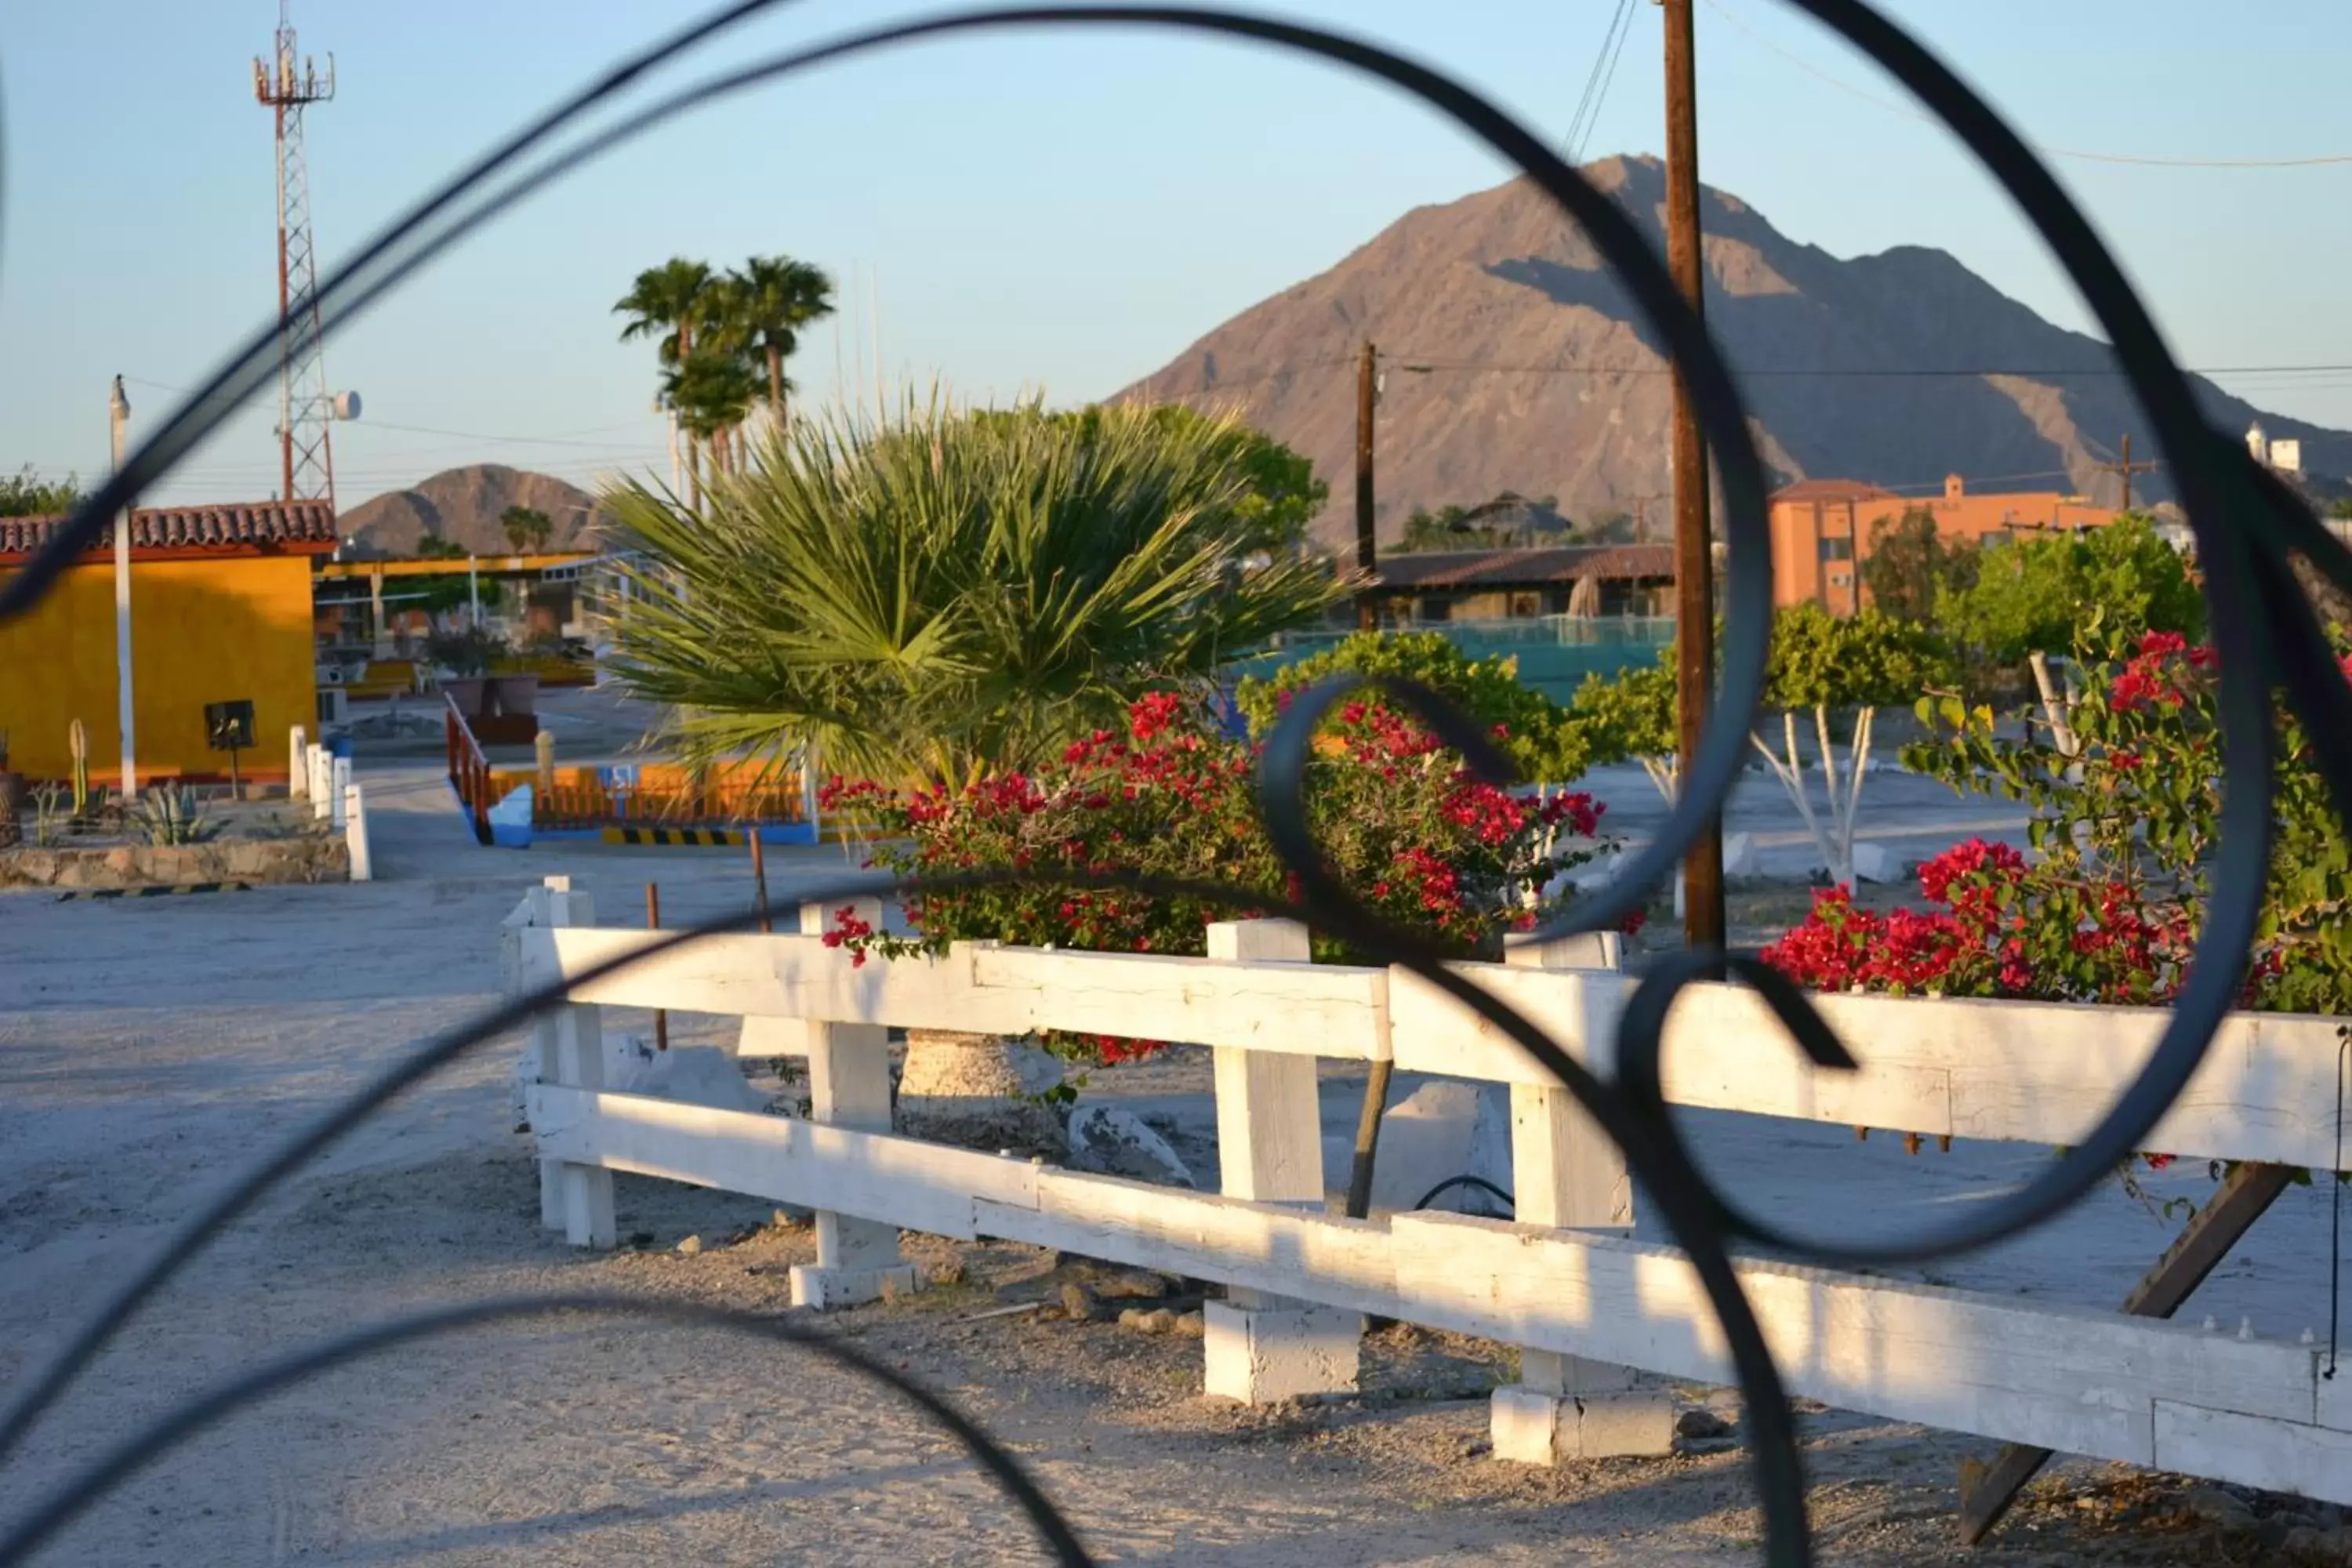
339;464;610;558
1118;155;2352;549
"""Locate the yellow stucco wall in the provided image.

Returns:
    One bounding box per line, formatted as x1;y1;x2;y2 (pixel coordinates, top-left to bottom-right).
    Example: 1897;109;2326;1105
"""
0;555;316;782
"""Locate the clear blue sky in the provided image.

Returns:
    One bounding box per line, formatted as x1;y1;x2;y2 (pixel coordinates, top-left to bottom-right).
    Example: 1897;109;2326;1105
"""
6;1;2351;510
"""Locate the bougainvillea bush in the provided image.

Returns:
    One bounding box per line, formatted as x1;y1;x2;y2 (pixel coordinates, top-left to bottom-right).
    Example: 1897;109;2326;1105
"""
1762;624;2352;1178
820;690;1624;1063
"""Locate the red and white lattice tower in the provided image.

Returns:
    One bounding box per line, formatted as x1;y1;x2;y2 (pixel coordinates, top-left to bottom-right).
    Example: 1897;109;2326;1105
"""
252;2;339;509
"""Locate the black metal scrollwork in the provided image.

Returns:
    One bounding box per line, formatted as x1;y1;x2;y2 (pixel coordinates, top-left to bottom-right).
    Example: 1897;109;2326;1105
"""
9;5;2352;1565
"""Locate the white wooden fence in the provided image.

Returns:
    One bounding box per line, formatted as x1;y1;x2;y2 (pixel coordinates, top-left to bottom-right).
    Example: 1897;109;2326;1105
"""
503;878;2352;1502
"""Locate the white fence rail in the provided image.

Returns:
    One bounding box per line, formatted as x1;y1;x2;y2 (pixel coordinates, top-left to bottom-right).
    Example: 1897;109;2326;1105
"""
504;883;2352;1503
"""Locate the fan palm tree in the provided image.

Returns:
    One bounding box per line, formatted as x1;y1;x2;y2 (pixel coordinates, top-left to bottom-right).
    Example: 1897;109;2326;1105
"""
665;349;761;480
726;256;834;430
602;394;1342;789
612;258;716;368
500;505;554;554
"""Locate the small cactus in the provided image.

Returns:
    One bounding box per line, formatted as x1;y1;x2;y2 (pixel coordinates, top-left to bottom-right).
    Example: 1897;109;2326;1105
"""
68;718;89;818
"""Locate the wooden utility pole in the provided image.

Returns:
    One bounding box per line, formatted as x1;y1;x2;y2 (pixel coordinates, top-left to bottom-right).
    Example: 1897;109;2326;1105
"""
1662;0;1724;949
1356;341;1379;633
2092;433;2160;513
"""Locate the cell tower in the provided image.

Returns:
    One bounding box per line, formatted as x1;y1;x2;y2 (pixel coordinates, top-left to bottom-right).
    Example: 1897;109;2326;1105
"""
252;2;343;509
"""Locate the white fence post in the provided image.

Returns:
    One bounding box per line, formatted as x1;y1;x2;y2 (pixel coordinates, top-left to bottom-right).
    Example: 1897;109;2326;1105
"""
789;896;920;1308
288;724;308;799
310;746;331;822
1490;927;1675;1463
329;757;350;830
534;877;615;1247
1201;916;1361;1403
343;781;372;881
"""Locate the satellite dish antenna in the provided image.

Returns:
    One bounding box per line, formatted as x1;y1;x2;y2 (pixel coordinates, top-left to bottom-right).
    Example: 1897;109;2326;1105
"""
329;390;362;420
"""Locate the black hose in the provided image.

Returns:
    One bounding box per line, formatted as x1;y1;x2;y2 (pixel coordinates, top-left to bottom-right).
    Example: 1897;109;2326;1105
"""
1411;1174;1517;1215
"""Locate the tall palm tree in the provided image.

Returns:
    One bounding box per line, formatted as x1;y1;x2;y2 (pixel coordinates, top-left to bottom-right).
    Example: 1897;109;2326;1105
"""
664;349;760;481
726;256;835;430
618;259;720;498
612;258;715;368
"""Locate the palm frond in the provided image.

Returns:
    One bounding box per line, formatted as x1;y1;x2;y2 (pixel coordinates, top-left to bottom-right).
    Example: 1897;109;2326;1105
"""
603;392;1342;786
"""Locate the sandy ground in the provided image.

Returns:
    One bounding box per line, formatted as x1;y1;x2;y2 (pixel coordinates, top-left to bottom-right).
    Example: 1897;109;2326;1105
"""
1;737;2343;1565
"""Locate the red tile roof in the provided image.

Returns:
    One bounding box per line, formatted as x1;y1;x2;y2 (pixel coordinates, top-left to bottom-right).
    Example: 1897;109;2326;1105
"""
1770;479;1899;504
1375;543;1675;591
0;500;339;562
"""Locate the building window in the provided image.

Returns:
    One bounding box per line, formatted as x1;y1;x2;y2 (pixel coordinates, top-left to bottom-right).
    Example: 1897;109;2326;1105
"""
1819;535;1853;562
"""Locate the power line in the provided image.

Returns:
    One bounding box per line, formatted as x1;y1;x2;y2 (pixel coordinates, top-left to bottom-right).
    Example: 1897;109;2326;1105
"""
116;376;665;448
1701;0;2352;169
1564;0;1637;165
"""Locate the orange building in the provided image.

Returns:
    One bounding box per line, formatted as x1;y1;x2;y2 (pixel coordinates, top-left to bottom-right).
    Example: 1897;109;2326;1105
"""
1768;474;2119;615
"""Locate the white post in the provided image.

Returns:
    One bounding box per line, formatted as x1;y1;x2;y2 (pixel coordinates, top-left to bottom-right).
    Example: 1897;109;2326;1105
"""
1490;928;1677;1463
109;375;136;800
1201;917;1361;1403
468;556;481;629
289;724;308;799
533;879;615;1247
329;756;350;829
343;781;372;881
369;568;390;658
789;896;921;1308
310;746;331;822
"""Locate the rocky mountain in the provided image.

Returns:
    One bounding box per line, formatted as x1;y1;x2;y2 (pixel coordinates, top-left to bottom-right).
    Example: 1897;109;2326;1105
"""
338;464;611;558
1119;155;2352;549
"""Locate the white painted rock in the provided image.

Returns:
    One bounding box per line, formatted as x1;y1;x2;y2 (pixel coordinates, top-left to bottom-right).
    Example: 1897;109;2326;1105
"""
895;1029;1066;1153
1341;1080;1514;1217
622;1045;774;1114
486;784;533;848
1722;831;1757;877
510;1035;771;1129
1067;1105;1195;1189
1851;842;1903;884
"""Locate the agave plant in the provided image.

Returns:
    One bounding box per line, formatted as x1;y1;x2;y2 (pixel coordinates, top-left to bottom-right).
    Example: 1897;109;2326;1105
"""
602;393;1344;789
128;786;218;847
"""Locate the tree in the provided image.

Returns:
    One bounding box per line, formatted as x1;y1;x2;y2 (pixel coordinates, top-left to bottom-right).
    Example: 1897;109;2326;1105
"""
1573;605;1953;887
0;466;82;517
726;255;834;429
1936;515;2203;675
1572;656;1679;801
1232;630;1592;784
665;348;761;480
2329;496;2352;521
613;258;717;369
1569;510;1639;545
603;395;1345;788
1861;507;1980;622
415;534;467;560
979;404;1326;558
617;258;721;500
1746;604;1954;887
499;505;554;554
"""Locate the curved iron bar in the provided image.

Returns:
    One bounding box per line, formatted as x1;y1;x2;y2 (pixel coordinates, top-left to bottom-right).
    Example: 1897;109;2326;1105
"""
5;3;2352;1566
0;1295;1096;1568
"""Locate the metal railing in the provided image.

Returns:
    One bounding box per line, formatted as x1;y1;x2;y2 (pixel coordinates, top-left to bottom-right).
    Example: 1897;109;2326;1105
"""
442;696;495;847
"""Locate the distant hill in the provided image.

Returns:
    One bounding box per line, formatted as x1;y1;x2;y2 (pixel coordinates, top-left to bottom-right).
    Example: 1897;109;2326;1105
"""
1118;154;2352;550
339;465;611;558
